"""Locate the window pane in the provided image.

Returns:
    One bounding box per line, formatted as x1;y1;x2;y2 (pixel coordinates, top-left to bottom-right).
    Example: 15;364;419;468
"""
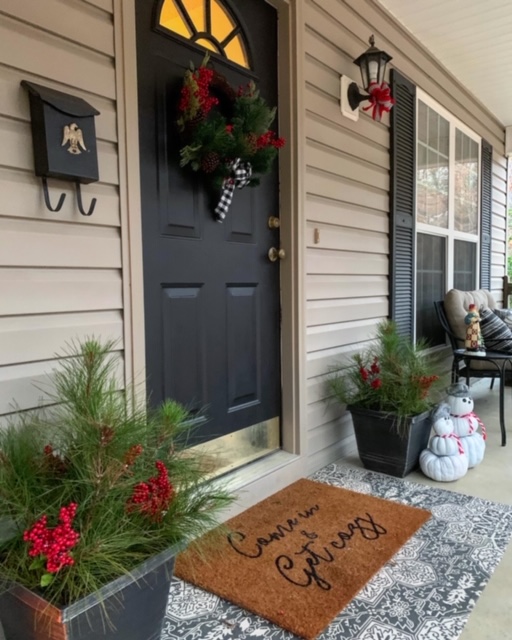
454;240;477;291
224;36;249;68
418;101;428;143
416;102;449;228
439;116;449;157
455;129;479;234
211;0;236;41
160;0;192;38
417;144;427;221
416;233;446;346
182;0;205;32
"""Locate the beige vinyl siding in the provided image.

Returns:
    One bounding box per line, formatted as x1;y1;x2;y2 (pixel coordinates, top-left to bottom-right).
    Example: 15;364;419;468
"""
0;1;122;417
304;0;507;473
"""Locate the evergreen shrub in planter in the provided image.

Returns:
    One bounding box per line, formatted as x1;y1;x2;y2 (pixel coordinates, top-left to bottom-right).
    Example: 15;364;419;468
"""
0;340;234;639
329;321;441;477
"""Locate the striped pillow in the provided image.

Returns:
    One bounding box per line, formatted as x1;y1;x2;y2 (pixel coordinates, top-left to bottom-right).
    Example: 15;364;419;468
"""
479;307;512;353
493;307;512;329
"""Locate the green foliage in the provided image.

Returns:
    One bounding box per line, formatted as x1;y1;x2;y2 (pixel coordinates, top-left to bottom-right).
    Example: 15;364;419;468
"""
328;321;442;421
0;340;234;606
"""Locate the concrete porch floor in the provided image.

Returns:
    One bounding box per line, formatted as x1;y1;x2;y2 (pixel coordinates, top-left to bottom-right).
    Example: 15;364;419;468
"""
339;379;512;640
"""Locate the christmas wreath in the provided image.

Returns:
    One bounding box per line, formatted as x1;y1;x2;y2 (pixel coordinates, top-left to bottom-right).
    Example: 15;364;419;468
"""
177;56;285;222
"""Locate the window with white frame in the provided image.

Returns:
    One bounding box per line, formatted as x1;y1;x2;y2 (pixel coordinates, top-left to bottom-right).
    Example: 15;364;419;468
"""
415;91;481;346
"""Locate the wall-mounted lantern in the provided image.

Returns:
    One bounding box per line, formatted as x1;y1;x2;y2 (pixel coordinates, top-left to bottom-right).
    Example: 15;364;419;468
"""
21;81;100;216
340;35;394;123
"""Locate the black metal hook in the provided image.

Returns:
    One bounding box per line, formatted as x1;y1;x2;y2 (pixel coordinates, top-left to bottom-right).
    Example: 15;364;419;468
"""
42;177;66;212
75;182;97;216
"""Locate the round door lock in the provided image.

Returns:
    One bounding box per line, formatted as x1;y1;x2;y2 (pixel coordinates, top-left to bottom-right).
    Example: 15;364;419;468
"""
268;247;286;262
268;216;281;229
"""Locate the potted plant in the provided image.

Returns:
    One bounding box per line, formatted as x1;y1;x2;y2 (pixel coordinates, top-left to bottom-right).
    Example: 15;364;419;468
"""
329;321;441;478
0;340;233;640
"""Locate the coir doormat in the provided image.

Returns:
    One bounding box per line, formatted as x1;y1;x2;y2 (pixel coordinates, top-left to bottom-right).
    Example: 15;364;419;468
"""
174;478;431;640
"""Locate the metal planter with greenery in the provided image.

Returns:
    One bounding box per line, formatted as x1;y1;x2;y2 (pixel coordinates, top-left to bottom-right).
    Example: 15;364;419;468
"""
0;340;233;640
329;321;441;477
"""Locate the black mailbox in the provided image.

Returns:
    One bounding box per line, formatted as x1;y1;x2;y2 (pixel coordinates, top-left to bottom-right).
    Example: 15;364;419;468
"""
21;81;100;215
21;80;100;184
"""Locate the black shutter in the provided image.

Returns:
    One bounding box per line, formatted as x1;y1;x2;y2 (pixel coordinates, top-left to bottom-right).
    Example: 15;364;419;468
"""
390;69;416;337
480;139;492;290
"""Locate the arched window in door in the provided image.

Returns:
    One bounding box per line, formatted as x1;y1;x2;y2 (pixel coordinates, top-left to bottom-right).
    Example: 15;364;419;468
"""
159;0;250;69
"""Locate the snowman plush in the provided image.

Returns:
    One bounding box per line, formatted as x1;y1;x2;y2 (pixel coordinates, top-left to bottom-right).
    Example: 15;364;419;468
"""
445;382;486;468
420;403;468;482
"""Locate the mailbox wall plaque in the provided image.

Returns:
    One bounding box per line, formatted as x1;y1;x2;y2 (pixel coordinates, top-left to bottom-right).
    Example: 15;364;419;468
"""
21;81;101;216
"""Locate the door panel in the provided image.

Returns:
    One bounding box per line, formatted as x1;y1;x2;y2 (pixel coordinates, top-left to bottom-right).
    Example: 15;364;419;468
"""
136;0;280;445
226;284;260;411
161;285;206;414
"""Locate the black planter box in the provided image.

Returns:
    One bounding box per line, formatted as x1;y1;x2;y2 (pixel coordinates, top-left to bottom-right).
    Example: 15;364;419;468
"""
349;406;432;478
0;546;178;640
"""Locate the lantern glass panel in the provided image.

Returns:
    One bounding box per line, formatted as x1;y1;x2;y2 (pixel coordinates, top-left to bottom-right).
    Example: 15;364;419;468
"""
368;57;379;85
359;60;369;91
377;57;387;85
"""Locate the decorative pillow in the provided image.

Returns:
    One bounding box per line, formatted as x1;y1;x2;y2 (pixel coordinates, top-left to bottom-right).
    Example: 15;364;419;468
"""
493;308;512;330
479;307;512;353
444;289;497;346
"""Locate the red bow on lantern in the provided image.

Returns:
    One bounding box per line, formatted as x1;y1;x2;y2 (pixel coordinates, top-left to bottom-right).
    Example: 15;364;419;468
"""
362;81;395;122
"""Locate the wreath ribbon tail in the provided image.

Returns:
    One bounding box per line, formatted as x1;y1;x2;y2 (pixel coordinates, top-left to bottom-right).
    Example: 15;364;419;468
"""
214;179;236;222
214;159;253;223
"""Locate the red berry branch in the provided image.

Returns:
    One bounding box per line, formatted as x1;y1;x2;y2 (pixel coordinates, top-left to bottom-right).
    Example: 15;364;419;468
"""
127;461;175;523
23;503;80;580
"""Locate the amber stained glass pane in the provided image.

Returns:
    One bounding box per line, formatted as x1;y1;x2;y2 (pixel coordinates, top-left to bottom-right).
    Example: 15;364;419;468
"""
211;0;235;41
182;0;205;33
160;0;192;38
195;37;219;53
224;37;248;68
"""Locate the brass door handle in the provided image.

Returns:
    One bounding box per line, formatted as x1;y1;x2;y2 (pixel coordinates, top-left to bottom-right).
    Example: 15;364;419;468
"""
268;247;286;262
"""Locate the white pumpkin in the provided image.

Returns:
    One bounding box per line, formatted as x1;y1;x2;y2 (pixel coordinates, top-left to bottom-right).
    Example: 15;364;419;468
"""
460;432;485;468
429;435;459;457
420;449;468;482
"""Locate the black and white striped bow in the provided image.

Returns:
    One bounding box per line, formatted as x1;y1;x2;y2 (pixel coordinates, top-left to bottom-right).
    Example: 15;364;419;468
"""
214;158;252;222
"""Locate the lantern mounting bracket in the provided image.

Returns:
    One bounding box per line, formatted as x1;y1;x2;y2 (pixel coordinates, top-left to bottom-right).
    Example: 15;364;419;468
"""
340;75;367;122
347;82;370;111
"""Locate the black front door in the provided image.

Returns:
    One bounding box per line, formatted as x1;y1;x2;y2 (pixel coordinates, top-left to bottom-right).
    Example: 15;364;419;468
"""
135;0;281;444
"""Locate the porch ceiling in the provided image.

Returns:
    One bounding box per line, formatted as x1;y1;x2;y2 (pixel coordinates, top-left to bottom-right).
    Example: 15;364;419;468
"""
378;0;512;126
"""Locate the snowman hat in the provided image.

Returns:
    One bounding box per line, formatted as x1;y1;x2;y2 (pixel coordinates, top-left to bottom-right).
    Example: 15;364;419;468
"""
446;382;471;398
432;402;451;421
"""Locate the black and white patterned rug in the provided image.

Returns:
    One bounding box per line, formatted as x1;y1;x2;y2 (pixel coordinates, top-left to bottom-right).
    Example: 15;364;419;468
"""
161;464;512;640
